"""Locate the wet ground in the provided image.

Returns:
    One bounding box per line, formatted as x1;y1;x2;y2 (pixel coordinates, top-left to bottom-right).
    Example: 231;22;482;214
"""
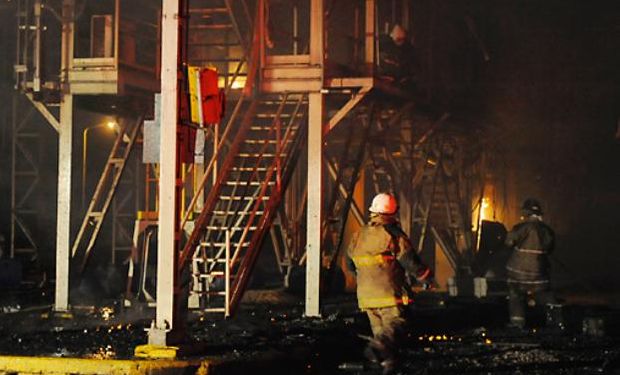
0;287;619;374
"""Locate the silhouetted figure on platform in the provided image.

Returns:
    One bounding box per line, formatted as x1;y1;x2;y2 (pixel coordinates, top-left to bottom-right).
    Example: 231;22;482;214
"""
378;25;417;92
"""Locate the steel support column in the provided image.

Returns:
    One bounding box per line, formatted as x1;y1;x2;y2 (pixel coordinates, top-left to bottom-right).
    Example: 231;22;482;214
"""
305;0;324;317
54;0;74;312
55;94;72;312
149;0;179;345
306;92;324;317
365;0;376;68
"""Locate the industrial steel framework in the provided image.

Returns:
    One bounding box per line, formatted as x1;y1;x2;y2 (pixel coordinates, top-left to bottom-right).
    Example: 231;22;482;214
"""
8;0;492;349
10;95;42;264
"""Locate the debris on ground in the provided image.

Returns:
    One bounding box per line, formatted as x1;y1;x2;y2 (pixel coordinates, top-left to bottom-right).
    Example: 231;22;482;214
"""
0;289;619;374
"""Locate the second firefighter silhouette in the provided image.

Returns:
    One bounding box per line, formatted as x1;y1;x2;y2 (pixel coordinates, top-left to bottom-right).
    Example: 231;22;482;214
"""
505;198;556;328
346;193;432;374
378;25;417;90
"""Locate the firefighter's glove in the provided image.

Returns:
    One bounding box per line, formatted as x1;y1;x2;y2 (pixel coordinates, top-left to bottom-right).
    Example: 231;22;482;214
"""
414;266;433;283
421;281;434;291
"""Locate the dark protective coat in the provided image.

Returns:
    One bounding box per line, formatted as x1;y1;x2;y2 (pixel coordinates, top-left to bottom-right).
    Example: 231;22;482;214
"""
505;216;555;284
346;214;430;309
378;35;416;81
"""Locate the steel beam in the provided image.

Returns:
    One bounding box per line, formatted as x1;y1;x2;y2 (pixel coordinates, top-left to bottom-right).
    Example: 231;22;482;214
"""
365;0;376;67
54;0;74;313
54;94;72;312
306;92;323;318
149;0;180;346
305;0;324;318
327;86;371;132
25;93;59;132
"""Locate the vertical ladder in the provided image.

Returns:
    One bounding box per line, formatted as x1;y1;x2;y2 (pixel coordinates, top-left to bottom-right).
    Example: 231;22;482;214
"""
181;93;307;316
71;116;144;271
188;0;251;93
10;94;40;263
111;153;141;265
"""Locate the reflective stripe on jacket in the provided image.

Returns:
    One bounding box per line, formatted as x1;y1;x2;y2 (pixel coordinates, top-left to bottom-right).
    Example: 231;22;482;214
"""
347;214;426;310
505;217;555;283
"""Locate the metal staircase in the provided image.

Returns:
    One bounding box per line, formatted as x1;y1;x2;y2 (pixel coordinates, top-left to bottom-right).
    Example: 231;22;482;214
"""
179;93;307;316
71;116;144;272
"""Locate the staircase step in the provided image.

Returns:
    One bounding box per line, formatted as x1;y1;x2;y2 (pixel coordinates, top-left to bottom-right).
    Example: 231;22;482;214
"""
193;257;228;263
260;98;308;105
189;7;228;14
255;113;304;119
206;225;258;231
189;291;228;296
197;271;225;277
224;181;275;186
244;139;292;145
250;125;299;131
199;241;250;247
219;195;270;201
238;153;286;158
231;167;269;172
203;308;227;313
190;24;234;30
213;210;265;215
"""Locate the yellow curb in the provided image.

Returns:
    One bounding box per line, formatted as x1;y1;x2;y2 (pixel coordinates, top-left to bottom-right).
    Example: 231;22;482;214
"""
0;356;212;375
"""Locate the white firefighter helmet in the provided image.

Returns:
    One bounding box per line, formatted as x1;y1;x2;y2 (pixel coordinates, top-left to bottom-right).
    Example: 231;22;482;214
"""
390;24;407;45
369;193;398;215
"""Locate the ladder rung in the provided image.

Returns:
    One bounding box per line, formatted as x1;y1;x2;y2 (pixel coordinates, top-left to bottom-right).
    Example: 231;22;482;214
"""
203;308;227;312
87;212;103;218
109;158;124;164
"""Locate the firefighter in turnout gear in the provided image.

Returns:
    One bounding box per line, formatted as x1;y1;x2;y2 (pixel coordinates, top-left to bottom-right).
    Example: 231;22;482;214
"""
378;25;418;90
346;193;432;374
505;198;556;329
